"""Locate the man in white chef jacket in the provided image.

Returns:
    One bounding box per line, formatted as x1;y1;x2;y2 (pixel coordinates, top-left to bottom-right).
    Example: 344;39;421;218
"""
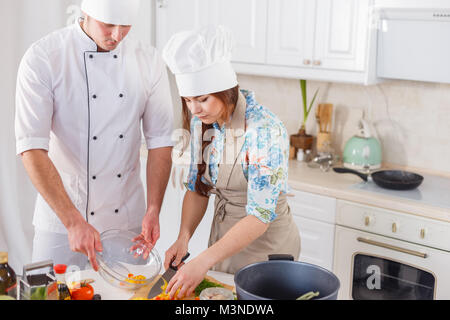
15;0;174;271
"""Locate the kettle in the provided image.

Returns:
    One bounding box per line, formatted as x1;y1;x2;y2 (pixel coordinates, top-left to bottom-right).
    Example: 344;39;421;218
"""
343;119;382;171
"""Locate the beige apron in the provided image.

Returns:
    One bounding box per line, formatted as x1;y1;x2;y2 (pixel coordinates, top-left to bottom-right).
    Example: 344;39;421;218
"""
202;92;301;274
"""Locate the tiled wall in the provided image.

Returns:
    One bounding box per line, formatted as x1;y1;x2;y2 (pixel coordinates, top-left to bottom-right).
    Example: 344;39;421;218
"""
235;74;450;174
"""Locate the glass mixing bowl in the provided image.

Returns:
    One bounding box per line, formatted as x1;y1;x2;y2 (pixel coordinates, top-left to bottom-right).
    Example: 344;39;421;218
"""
96;229;162;291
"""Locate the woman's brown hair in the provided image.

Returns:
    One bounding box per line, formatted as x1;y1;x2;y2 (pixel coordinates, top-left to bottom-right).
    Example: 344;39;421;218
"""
182;85;240;197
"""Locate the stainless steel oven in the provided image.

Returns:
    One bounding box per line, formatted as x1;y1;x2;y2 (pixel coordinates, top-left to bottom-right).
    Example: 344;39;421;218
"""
333;200;450;300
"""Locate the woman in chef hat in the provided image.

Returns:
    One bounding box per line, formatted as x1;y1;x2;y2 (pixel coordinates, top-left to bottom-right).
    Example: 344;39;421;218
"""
162;25;300;298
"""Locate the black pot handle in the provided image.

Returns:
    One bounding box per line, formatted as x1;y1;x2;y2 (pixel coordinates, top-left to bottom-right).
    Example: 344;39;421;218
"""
268;254;294;261
332;167;369;182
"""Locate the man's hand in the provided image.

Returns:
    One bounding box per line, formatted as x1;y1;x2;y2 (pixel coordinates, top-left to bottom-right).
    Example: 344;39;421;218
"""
67;218;103;271
130;211;160;260
21;150;103;271
142;146;171;246
140;210;160;246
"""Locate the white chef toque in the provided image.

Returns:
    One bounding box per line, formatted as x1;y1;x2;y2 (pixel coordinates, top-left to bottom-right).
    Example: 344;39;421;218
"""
162;25;238;97
81;0;141;26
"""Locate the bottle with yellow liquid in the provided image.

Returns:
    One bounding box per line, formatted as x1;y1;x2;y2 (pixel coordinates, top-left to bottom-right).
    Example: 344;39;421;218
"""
53;264;71;300
0;252;17;299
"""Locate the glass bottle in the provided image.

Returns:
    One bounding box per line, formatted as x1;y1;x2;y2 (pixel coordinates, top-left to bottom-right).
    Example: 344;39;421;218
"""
53;264;71;300
0;252;17;299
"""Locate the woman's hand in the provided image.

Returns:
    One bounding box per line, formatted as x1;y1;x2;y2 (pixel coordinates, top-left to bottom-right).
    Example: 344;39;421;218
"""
164;237;189;271
166;256;209;299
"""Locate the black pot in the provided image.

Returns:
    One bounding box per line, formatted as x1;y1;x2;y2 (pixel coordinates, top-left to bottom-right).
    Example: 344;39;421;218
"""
234;255;340;300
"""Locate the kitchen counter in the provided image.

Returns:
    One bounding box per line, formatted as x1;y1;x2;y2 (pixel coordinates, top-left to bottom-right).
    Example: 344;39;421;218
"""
288;160;450;223
67;269;235;300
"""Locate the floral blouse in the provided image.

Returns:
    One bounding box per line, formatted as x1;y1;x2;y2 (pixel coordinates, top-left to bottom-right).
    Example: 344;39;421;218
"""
186;90;290;224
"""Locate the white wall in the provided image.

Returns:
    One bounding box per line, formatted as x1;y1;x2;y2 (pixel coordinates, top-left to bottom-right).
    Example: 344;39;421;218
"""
235;74;450;175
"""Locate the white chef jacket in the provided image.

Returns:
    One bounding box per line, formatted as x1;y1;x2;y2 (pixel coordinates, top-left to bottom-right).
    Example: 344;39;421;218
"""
15;19;174;234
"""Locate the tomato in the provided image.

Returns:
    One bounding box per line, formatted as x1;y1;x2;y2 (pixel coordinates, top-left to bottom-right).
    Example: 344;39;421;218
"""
71;284;94;300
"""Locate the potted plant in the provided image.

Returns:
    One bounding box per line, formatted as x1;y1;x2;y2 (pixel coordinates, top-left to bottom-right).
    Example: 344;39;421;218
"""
290;79;319;151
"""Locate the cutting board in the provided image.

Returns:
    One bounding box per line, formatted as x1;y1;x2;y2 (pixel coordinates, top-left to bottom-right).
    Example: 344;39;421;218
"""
130;275;235;300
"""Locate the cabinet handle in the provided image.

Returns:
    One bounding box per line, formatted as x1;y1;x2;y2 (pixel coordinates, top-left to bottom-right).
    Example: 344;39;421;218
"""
303;59;311;65
420;228;426;239
357;237;427;259
313;60;322;66
157;0;167;8
364;216;371;226
392;222;397;233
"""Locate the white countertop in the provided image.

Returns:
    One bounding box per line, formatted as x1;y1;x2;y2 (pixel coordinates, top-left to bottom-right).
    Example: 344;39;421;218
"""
66;269;235;300
288;160;450;222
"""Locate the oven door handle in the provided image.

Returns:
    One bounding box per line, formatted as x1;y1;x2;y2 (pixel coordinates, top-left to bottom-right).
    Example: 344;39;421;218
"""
357;237;428;259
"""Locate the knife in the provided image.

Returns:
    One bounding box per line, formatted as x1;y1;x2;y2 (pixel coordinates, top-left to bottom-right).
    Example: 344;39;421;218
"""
147;252;190;299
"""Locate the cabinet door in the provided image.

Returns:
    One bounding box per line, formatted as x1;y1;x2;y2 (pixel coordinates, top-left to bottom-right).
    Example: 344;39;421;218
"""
155;0;210;50
207;0;268;63
293;215;335;271
313;0;370;71
266;0;316;66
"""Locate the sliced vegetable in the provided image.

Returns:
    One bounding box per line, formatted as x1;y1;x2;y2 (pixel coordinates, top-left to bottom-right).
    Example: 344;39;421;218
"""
150;278;181;300
296;291;320;300
194;279;224;297
30;287;47;300
125;274;147;284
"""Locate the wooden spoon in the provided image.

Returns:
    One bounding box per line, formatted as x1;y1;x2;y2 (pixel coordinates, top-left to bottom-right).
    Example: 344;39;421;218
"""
327;104;333;132
321;103;333;133
319;103;328;132
315;104;322;131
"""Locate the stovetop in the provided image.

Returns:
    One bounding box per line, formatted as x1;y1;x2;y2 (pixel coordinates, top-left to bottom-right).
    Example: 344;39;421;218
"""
348;173;450;210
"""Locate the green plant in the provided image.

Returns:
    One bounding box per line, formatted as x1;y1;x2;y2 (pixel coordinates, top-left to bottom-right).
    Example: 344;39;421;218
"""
300;79;319;133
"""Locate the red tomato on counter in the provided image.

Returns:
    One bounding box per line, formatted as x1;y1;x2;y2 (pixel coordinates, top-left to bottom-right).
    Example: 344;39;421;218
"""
71;283;94;300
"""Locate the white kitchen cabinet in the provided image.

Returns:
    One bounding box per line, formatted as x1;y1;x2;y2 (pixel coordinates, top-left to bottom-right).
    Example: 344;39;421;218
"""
314;0;370;72
154;0;378;84
155;0;268;63
288;189;337;271
263;0;376;82
206;0;268;63
266;0;315;67
293;215;335;271
154;0;210;50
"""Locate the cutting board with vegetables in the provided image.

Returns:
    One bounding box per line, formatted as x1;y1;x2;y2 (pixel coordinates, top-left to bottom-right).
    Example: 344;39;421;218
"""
130;275;235;300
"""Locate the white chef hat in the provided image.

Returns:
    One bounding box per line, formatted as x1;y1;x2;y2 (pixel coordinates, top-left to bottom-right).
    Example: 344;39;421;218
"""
81;0;141;26
162;25;238;97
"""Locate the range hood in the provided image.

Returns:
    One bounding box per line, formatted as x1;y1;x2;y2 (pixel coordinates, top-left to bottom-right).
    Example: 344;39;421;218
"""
376;8;450;84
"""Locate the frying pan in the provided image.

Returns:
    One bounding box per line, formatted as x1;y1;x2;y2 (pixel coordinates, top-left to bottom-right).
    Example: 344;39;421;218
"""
333;167;424;191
